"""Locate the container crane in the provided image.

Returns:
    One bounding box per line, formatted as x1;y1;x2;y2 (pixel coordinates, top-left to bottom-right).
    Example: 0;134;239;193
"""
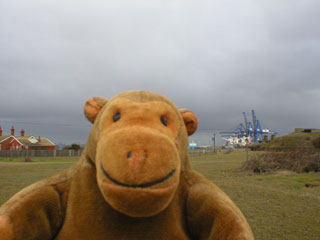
220;109;277;147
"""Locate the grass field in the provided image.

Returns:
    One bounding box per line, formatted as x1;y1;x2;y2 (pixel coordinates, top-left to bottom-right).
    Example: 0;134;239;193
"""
255;132;320;151
0;151;319;239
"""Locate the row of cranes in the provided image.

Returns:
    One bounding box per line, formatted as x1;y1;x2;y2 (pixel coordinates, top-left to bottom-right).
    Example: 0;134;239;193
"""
220;110;277;147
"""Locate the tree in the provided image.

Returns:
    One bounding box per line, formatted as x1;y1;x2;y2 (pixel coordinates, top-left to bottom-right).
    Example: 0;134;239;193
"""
69;144;81;150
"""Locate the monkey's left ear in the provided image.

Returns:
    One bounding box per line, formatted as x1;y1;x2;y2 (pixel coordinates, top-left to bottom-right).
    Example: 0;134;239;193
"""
179;109;198;136
84;97;108;123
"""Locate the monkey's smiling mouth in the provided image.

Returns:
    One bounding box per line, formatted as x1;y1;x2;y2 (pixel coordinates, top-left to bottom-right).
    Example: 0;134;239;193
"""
100;162;176;189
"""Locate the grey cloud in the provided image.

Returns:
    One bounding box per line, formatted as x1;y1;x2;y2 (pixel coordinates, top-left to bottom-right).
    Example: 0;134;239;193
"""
0;0;319;144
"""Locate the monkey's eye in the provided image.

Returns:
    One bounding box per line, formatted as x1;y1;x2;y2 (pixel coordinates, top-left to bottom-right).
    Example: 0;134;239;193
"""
160;116;168;126
113;112;121;122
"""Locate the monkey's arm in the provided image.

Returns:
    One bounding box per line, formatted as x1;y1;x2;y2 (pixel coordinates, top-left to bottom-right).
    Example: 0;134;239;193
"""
0;176;71;240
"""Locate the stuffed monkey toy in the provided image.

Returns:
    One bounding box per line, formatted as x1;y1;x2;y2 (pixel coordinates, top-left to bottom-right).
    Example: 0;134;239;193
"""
0;91;254;240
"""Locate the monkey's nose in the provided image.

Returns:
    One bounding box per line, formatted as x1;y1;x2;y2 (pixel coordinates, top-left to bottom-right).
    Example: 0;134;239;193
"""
127;150;148;174
126;150;148;160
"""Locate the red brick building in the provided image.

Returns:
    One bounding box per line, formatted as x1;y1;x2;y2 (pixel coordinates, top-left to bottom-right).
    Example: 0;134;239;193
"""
0;126;56;150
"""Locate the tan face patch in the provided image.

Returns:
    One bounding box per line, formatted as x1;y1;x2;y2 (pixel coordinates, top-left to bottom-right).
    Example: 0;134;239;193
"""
99;98;181;141
94;97;183;217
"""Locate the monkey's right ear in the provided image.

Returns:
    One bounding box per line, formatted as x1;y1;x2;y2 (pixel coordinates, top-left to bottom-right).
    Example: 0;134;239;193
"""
179;108;198;136
84;97;108;123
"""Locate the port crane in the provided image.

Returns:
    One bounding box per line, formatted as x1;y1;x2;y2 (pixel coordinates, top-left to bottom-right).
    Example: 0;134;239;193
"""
220;110;276;146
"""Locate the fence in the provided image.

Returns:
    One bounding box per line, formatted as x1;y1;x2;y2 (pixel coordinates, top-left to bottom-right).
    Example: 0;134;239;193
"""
188;148;216;156
0;150;83;158
0;148;215;158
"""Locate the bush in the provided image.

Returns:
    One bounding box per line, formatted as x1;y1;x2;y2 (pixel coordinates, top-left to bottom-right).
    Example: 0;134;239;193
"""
242;148;320;173
63;144;81;151
69;144;81;150
312;136;320;149
24;157;33;162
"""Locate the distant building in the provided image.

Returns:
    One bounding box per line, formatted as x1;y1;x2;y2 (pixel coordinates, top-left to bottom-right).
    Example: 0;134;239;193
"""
0;126;56;150
294;128;320;134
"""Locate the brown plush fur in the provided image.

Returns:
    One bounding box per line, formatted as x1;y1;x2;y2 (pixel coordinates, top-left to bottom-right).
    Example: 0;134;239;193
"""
0;91;254;240
0;217;13;240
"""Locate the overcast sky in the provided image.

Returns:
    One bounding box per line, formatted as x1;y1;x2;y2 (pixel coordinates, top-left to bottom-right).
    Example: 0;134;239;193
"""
0;0;320;145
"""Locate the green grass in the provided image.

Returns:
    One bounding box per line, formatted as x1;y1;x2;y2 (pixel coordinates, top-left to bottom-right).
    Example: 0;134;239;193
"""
1;151;320;239
257;132;320;150
0;157;78;204
190;150;320;240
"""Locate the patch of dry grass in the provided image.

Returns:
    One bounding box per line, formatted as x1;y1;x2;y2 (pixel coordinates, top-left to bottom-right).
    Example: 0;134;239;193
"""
242;149;320;173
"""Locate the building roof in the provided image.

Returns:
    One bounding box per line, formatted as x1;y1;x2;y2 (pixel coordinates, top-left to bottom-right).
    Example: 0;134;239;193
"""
0;136;12;143
0;135;55;147
16;136;55;147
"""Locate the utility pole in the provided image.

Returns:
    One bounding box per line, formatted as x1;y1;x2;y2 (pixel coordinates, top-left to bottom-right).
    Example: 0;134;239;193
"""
245;129;249;162
212;133;216;153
